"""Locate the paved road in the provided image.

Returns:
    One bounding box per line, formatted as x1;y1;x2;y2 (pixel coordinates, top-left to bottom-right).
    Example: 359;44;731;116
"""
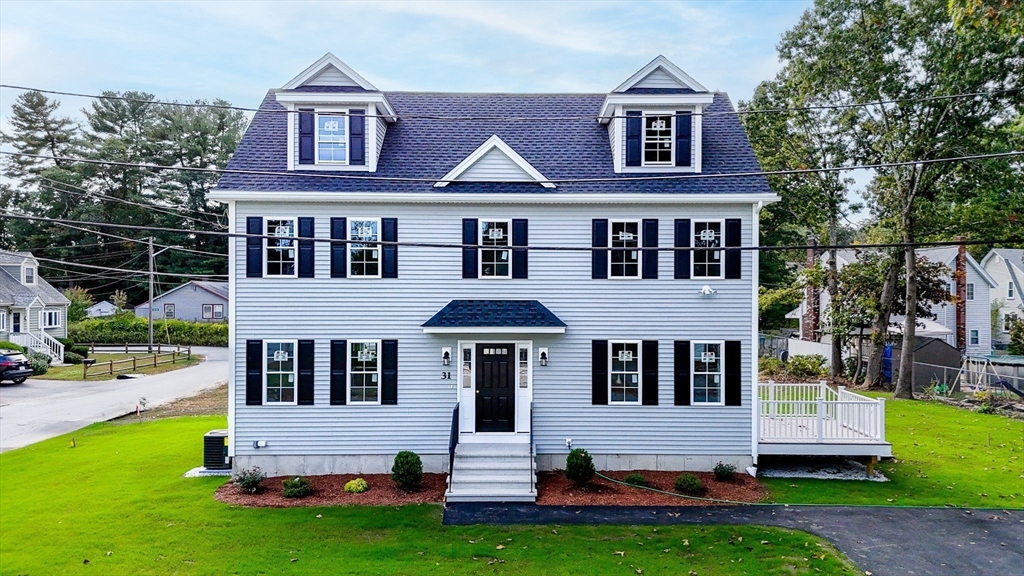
445;504;1024;576
0;346;227;452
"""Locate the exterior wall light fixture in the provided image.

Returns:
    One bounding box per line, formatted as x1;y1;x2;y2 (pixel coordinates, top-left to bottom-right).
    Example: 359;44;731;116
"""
539;347;549;366
441;347;452;366
698;285;717;296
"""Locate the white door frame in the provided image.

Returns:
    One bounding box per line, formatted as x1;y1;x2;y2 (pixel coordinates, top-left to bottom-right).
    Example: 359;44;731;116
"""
457;339;533;442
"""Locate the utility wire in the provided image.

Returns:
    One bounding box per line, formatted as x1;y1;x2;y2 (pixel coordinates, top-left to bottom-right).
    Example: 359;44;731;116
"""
26;253;228;279
2;150;1020;185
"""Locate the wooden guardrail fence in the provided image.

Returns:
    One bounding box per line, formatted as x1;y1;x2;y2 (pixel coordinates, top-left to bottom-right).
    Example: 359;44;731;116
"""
82;346;192;380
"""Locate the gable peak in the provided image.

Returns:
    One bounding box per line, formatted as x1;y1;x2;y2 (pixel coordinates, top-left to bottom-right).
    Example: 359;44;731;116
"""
435;135;555;188
282;53;377;91
613;55;707;93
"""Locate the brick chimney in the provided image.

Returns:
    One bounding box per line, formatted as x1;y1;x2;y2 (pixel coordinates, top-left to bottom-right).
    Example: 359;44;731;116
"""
802;236;819;341
956;238;967;351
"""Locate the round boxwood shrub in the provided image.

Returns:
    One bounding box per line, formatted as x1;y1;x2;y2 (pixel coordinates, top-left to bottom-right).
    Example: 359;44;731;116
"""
565;448;596;486
27;352;51;376
713;462;736;482
391;450;423;491
282;476;312;498
623;473;648;487
63;351;85;365
674;473;705;496
344;478;369;494
233;466;266;494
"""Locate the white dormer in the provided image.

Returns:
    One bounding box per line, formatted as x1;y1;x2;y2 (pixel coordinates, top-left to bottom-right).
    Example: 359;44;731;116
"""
434;136;555;188
600;56;715;174
275;53;396;173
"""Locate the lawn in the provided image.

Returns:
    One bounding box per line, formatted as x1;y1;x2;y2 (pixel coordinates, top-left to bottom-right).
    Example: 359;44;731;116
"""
34;352;202;381
762;393;1024;508
0;417;857;575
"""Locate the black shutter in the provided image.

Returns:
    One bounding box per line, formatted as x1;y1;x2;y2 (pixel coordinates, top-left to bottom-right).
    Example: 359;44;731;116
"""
298;109;314;165
297;340;315;405
349;109;365;165
462;218;478;279
592;340;609;405
642;340;658;406
246;340;263;405
625;111;642;167
382;218;398;278
512;219;528;279
381;339;398;405
592;219;608;279
330;217;347;278
246;217;263;278
642;218;658;280
674;341;691;406
330;339;347;405
725;340;742;406
298;217;315;278
675;111;692;167
674;219;691;280
725;218;742;279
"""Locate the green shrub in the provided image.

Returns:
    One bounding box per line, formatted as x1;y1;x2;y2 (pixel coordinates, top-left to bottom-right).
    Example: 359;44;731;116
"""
759;356;785;376
0;341;26;353
565;448;596;486
69;316;228;347
27;352;51;375
233;467;266;494
344;478;369;494
674;473;705;495
70;345;90;358
713;462;736;482
63;351;85;364
391;451;423;491
976;403;996;415
623;473;648;487
787;354;828;378
282;476;312;498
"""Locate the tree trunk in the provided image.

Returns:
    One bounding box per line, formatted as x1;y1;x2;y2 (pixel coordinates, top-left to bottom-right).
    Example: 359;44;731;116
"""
894;241;917;400
853;326;865;383
866;256;900;387
827;223;843;377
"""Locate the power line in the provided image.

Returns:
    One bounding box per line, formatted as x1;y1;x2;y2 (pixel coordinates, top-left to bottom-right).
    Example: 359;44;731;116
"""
26;253;227;279
1;83;1017;121
3;150;1020;186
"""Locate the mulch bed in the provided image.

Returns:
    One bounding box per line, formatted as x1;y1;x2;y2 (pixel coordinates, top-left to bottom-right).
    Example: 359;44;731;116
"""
215;473;447;507
536;470;766;507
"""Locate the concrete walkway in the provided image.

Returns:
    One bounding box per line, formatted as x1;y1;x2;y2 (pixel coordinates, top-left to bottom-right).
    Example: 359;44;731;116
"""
444;504;1024;576
0;346;227;452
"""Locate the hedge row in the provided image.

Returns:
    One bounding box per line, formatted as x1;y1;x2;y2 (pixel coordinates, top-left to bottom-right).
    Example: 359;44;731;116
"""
69;316;228;347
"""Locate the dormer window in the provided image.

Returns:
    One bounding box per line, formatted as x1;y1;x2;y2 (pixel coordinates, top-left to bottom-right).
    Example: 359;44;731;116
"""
24;266;35;285
643;113;674;166
317;113;349;163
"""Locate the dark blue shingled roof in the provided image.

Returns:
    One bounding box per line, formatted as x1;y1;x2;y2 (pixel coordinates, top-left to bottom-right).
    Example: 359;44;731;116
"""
218;90;771;195
422;300;566;329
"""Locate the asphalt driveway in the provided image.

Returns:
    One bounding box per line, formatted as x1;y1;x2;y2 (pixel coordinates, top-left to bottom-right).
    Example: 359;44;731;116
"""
445;503;1024;576
0;346;227;452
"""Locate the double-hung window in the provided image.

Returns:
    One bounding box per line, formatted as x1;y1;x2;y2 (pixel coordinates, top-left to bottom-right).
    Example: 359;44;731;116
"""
642;113;673;166
203;304;213;319
1009;281;1016;299
349;340;381;404
610;221;640;278
480;220;511;278
265;218;297;277
202;304;224;320
966;283;975;301
970;330;979;346
41;310;61;328
350;218;381;277
0;311;6;332
163;304;175;319
316;113;348;164
609;341;640;404
692;341;723;404
24;266;35;285
693;220;723;279
265;341;297;404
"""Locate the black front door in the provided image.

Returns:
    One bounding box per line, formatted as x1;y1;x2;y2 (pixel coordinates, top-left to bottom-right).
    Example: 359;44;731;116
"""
475;344;515;432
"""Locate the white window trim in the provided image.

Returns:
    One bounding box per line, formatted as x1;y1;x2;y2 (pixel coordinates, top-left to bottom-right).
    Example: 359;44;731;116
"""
1009;281;1016;299
163;303;175;319
608;219;642;280
264;216;298;278
969;329;980;345
213;304;224;319
348;217;383;279
640;110;676;168
692;340;726;406
692;218;726;280
0;311;6;331
202;304;213;319
263;339;299;406
41;310;61;328
314;111;350;166
478;218;513;280
608;340;642;405
23;266;36;285
348;339;383;406
966;283;975;301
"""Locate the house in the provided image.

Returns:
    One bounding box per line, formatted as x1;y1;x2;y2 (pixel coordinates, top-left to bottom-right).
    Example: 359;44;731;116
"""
134;281;229;322
0;251;69;362
980;248;1023;350
87;300;119;318
209;54;889;502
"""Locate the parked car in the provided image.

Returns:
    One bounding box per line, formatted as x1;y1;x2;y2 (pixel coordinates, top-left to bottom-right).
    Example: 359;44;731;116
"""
0;350;33;384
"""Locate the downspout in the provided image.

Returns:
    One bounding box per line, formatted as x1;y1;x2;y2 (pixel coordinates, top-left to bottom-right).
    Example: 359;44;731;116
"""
751;201;762;470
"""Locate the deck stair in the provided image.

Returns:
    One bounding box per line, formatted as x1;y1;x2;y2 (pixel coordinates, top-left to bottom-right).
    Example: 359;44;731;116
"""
445;443;536;503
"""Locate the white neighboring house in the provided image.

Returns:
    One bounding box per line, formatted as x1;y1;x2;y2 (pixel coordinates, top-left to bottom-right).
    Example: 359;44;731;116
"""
86;300;119;318
0;251;68;362
980;248;1024;349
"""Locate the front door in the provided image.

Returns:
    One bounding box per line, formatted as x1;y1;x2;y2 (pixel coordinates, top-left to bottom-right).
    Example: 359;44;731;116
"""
11;312;21;333
475;344;515;432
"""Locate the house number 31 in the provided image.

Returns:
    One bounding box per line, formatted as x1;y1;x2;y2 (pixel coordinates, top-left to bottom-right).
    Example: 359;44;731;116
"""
441;372;452;380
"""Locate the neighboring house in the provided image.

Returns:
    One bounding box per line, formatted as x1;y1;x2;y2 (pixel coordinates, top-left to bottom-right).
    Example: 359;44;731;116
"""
210;54;887;502
0;250;69;362
134;281;229;322
980;248;1024;349
87;300;119;318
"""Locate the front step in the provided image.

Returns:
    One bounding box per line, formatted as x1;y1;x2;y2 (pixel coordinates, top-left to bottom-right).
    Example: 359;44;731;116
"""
445;442;536;503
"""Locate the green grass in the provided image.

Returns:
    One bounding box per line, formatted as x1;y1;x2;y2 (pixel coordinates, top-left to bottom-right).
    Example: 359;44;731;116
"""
35;352;201;381
0;417;856;575
763;394;1024;507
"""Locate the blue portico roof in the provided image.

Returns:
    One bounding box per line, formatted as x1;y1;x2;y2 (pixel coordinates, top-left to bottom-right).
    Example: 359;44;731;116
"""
422;300;566;332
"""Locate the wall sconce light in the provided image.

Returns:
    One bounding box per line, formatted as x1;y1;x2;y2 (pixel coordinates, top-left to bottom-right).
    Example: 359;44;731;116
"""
441;347;452;366
252;440;267;449
539;347;549;366
698;285;717;296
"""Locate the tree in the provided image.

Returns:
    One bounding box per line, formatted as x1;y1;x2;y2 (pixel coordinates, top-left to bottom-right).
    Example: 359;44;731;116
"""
949;0;1024;37
1009;316;1024;355
63;287;95;323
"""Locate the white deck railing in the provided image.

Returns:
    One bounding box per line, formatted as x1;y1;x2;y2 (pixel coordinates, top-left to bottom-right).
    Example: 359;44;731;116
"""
758;380;886;444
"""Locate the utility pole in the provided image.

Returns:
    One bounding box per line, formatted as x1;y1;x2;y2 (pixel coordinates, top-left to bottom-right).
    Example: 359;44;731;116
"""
148;237;155;353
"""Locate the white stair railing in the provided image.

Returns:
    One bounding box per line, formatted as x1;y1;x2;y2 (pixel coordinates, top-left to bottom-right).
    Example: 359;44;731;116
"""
9;332;63;362
38;331;64;362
